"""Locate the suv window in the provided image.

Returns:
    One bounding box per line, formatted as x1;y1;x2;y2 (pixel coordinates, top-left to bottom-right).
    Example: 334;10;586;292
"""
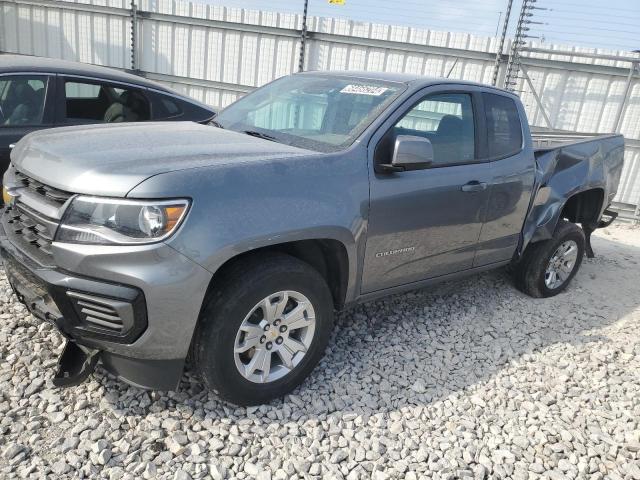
390;93;475;166
148;91;213;122
63;79;150;123
483;93;522;158
0;75;48;126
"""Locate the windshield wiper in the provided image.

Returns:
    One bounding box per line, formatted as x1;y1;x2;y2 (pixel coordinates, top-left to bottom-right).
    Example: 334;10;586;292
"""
242;130;278;142
209;119;224;129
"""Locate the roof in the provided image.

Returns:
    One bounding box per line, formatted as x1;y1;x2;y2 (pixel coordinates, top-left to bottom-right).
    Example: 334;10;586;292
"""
299;69;515;95
0;54;174;93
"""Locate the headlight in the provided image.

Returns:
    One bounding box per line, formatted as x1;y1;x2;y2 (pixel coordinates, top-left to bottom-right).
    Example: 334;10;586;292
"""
56;196;190;245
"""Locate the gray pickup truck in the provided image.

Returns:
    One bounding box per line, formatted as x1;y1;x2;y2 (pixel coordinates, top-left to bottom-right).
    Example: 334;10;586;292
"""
1;71;623;405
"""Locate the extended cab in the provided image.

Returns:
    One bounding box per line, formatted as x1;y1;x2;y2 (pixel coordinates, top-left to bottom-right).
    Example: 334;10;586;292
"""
0;72;624;405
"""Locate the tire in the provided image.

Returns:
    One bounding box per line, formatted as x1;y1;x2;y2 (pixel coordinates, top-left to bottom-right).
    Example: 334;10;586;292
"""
193;253;334;405
513;219;585;298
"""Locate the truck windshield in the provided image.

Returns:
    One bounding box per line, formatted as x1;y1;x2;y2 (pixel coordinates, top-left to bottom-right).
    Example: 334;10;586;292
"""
214;75;405;152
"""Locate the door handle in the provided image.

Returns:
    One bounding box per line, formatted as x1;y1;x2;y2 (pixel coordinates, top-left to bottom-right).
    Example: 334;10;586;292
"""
461;181;488;192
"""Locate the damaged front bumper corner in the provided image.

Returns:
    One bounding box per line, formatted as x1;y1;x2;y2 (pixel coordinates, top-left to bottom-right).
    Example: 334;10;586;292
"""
53;342;101;387
0;239;185;391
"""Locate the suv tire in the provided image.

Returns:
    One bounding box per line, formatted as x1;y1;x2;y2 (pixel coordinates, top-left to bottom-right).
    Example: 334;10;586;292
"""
513;220;585;298
193;253;334;405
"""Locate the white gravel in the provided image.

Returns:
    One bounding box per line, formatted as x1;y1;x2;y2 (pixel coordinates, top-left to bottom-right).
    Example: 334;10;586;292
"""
1;225;639;479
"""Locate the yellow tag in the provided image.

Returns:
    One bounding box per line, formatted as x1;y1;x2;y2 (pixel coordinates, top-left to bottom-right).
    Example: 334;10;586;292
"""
328;0;345;4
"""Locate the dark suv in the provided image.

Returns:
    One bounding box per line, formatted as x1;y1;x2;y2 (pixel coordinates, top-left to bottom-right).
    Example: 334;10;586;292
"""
0;54;216;173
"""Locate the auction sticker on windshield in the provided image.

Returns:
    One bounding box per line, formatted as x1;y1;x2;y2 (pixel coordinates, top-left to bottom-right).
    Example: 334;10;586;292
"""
340;84;388;96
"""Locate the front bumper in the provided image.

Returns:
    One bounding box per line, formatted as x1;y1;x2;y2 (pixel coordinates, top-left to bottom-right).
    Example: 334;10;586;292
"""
0;228;212;390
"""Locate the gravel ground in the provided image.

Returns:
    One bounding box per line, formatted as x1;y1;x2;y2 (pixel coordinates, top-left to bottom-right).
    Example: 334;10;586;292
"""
1;225;639;480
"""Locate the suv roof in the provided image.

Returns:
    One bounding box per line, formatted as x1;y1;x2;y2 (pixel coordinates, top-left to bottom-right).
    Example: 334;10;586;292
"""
0;54;174;93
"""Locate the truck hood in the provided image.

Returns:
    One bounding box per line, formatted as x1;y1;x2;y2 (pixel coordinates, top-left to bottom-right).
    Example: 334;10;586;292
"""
11;122;313;197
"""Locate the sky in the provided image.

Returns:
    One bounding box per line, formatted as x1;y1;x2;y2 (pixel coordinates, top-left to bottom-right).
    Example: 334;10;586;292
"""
201;0;640;53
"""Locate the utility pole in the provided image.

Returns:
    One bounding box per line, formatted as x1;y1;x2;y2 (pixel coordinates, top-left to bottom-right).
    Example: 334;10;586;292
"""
491;0;513;86
298;0;309;72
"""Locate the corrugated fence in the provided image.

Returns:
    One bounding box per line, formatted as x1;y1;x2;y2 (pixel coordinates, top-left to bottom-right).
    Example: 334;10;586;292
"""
1;0;639;213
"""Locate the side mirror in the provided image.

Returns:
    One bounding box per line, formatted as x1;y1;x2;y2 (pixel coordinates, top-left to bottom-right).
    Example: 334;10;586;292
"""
378;135;434;173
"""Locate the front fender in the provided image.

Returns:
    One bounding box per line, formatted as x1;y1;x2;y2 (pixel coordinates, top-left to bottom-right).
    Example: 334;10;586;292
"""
128;149;369;302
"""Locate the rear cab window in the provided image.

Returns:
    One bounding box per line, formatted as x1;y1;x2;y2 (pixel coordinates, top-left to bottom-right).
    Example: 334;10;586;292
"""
483;92;523;158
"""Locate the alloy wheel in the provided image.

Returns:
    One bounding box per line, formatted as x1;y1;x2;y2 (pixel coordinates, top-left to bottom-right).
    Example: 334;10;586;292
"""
233;290;316;383
544;240;579;289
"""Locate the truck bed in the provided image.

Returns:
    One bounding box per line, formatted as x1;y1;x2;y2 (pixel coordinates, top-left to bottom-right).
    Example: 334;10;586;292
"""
531;129;621;154
520;129;625;252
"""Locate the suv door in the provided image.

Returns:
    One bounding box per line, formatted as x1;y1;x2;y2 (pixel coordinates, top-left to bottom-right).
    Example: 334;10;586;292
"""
361;86;492;293
0;74;55;175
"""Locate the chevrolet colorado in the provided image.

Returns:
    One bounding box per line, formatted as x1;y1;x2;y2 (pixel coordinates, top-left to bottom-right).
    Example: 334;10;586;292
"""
0;71;624;405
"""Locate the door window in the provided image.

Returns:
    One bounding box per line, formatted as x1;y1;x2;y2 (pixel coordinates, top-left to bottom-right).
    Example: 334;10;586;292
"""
376;93;476;167
63;79;150;123
147;91;213;122
483;93;522;158
0;75;48;126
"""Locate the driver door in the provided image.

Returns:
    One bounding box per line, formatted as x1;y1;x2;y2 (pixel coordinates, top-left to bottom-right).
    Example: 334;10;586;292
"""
361;87;492;293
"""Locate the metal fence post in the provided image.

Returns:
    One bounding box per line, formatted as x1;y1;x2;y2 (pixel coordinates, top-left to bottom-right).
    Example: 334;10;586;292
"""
298;0;309;72
492;0;513;86
613;61;638;133
130;0;138;71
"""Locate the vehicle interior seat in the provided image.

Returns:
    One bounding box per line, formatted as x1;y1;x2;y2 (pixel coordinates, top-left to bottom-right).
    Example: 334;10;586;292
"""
4;83;42;125
103;91;150;123
433;114;465;163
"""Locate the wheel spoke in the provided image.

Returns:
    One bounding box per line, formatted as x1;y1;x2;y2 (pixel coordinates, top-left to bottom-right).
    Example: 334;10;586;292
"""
261;297;277;322
262;293;289;322
240;323;263;339
273;292;289;319
260;351;272;383
282;303;312;330
283;336;307;355
559;261;574;275
245;348;272;382
556;266;569;282
278;346;295;369
563;245;577;262
234;333;261;353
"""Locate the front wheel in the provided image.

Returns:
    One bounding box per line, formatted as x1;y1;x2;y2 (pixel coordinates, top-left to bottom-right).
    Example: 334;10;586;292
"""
513;220;586;298
193;253;334;405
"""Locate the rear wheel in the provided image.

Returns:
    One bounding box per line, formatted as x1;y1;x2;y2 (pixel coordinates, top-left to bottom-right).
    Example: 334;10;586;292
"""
193;253;333;405
513;220;585;298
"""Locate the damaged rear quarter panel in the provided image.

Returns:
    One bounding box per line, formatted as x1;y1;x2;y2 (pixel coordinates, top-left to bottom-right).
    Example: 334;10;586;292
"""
521;134;624;250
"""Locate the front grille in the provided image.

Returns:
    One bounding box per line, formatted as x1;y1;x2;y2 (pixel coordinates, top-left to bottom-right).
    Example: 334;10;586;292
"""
14;171;72;206
4;203;57;257
67;291;134;335
2;170;71;265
